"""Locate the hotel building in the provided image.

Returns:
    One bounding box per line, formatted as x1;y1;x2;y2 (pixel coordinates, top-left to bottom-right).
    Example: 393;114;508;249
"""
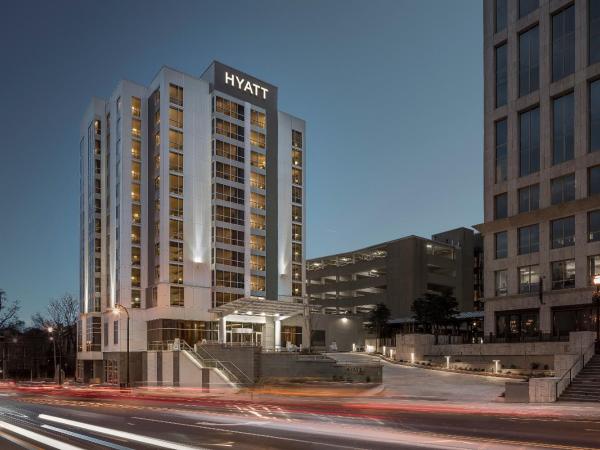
478;0;600;340
77;62;306;383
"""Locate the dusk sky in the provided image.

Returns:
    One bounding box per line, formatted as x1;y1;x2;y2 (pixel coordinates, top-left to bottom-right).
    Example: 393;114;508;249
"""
0;0;483;321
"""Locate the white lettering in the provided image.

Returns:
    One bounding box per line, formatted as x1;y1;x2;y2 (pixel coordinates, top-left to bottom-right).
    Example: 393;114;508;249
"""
225;72;269;100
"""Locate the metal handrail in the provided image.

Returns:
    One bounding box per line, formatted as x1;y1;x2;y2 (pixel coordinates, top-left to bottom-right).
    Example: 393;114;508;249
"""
555;340;596;399
192;342;253;386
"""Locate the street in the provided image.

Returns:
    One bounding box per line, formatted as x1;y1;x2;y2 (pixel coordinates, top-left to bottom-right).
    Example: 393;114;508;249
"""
0;382;600;450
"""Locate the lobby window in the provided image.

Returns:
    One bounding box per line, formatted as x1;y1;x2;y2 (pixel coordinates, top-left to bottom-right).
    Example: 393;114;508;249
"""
519;265;540;293
495;119;508;182
496;310;539;338
551;216;575;248
495;231;508;259
518;184;539;213
519;0;538;18
494;193;508;219
495;0;507;33
519;27;539;96
518;224;539;254
552;92;574;165
590;255;600;283
552;259;575;290
519;107;540;176
495;270;508;297
590;0;600;64
551;173;575;204
496;44;507;107
589;166;600;195
589;210;600;242
170;286;184;307
592;80;600;152
552;6;575;82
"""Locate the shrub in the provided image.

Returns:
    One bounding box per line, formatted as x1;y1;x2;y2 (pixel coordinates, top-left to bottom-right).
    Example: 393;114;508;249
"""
530;362;540;370
544;364;549;370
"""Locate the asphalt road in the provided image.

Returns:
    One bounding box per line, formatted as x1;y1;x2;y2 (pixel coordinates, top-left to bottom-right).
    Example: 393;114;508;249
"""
0;390;600;449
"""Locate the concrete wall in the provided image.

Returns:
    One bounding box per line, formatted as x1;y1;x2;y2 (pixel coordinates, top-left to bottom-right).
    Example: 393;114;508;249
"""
283;313;365;352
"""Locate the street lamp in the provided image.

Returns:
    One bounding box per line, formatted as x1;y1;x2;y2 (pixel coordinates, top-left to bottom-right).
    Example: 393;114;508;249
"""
593;276;600;345
113;304;130;388
47;326;59;384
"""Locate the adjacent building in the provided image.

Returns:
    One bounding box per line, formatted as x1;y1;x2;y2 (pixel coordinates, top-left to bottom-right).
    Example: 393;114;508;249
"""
477;0;600;340
306;228;480;319
78;62;307;383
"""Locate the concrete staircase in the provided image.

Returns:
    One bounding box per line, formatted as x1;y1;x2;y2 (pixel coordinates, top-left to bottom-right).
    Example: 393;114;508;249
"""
560;355;600;402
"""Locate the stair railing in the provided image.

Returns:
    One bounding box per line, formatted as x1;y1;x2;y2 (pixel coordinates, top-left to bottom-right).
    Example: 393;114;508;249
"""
555;340;596;399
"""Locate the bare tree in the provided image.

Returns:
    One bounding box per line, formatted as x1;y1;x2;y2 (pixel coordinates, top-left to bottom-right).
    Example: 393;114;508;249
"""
0;289;20;331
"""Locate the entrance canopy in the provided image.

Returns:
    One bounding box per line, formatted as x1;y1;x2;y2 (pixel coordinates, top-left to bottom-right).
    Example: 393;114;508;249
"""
209;297;305;319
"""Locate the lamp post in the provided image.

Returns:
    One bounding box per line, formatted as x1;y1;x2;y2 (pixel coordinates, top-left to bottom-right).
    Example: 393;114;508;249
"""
593;276;600;346
113;304;130;388
47;327;58;383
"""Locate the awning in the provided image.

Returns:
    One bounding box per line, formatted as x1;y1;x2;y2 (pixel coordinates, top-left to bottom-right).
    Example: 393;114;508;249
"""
208;297;305;318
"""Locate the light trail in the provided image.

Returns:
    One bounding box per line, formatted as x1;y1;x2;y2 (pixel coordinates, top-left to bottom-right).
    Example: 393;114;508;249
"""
0;420;84;450
41;424;134;450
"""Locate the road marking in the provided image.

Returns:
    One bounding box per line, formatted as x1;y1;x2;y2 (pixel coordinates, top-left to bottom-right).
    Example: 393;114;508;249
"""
0;429;43;450
39;414;206;450
0;420;84;450
41;425;135;450
132;416;368;450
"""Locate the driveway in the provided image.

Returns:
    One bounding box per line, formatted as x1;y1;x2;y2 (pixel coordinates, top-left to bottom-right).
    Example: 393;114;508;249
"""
326;352;507;403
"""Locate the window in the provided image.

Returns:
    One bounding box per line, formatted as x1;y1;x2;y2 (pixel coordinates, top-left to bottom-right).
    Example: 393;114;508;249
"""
589;210;600;242
131;140;141;159
250;130;266;149
251;275;266;292
169;264;183;284
169;84;183;106
591;0;600;64
590;255;600;283
251;254;266;272
496;44;507;107
589;166;600;195
215;227;244;247
214;118;244;142
494;193;508;219
131;118;141;139
214;270;244;288
519;265;540;293
519;27;539;96
131;289;140;309
519;0;538;18
131;97;141;118
292;186;302;204
496;309;539;338
551;173;575;204
131;267;141;288
292;168;302;185
251;110;266;128
169;219;183;240
169;129;183;150
214;96;244;121
113;320;119;345
250;192;265;210
518;184;539;213
131;225;140;244
518;224;539;254
292;205;302;222
519;107;540;176
292;149;302;167
552;259;575;290
251;213;266;230
495;0;507;32
292;223;302;241
169;107;183;128
214;205;244;225
169;241;183;262
552;6;575;81
131;246;141;266
592;81;600;152
169;151;183;172
169;197;183;217
104;322;108;347
214;140;244;163
214;183;244;205
170;286;184;307
495;270;508;296
214;162;244;184
292;243;302;263
551;216;575;248
251;235;266;251
495;119;508;182
170;174;183;196
214;292;244;307
251;172;266;190
86;317;101;352
251;152;266;169
552;93;574;165
495;231;508;259
215;248;244;267
292;130;303;148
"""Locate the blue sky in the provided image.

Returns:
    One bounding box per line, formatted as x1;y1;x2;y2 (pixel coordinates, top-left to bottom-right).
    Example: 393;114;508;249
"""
0;0;483;321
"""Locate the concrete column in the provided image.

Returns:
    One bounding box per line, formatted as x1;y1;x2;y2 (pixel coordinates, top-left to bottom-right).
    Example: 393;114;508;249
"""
274;319;281;350
264;318;275;351
219;316;227;343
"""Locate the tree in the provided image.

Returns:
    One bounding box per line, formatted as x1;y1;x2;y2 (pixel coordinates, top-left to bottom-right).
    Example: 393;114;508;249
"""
411;294;459;339
366;303;391;351
32;293;78;377
0;290;20;331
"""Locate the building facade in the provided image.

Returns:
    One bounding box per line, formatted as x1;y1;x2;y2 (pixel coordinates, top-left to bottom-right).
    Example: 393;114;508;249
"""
77;62;306;383
478;0;600;340
306;228;479;319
